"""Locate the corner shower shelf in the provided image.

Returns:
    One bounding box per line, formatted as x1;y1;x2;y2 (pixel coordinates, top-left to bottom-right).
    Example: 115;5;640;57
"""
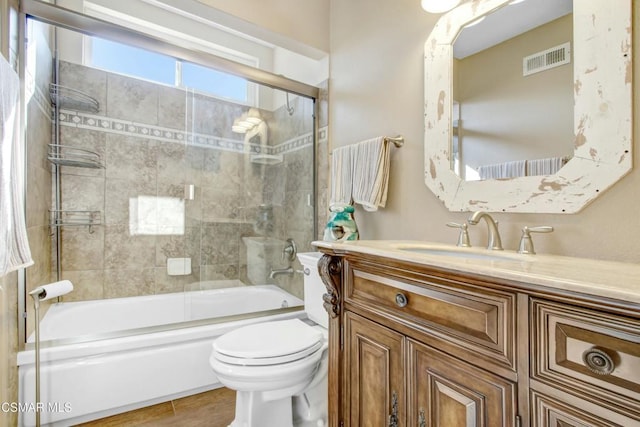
49;83;100;113
250;154;283;165
47;144;104;169
50;210;102;234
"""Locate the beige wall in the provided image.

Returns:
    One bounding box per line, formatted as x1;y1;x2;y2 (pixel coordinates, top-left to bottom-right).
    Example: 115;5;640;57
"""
0;271;18;427
195;0;329;54
329;0;640;263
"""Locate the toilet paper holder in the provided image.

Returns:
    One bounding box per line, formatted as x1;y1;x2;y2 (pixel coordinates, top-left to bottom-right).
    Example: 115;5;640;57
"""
29;280;74;427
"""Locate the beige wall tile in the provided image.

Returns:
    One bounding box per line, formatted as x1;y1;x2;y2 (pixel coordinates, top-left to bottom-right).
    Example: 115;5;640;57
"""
61;269;105;301
60;226;105;271
104;225;156;270
106;73;159;124
104;268;155;298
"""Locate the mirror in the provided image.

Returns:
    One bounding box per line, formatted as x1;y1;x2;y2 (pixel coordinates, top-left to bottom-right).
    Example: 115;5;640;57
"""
424;0;632;213
452;0;573;181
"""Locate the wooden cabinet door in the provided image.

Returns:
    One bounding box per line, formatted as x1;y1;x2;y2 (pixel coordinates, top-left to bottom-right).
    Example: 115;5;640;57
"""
344;311;405;427
408;339;517;427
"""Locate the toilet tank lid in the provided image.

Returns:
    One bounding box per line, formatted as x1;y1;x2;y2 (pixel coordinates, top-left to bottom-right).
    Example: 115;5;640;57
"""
297;252;322;265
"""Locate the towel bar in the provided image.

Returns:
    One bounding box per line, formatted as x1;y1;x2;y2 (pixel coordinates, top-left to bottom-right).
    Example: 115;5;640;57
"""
384;136;404;147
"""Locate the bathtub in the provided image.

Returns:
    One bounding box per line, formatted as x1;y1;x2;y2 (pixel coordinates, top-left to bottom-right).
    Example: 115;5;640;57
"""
17;284;305;427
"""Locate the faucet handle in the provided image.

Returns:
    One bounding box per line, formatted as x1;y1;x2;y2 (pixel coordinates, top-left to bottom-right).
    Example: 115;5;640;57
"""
282;238;297;262
518;226;553;254
446;222;471;247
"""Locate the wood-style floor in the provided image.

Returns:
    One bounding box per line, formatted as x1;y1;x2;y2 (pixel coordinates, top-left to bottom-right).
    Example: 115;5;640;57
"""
76;388;235;427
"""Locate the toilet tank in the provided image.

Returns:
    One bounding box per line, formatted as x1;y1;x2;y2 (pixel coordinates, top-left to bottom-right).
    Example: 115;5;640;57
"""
297;252;328;329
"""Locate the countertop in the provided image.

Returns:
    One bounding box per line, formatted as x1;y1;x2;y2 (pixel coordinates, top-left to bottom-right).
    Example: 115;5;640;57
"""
313;240;640;305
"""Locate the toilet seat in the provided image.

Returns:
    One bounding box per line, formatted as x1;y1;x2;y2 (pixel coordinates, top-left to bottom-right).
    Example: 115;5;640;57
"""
212;319;324;366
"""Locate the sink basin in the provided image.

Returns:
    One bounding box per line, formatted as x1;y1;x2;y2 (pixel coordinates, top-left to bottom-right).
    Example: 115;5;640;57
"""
394;246;521;262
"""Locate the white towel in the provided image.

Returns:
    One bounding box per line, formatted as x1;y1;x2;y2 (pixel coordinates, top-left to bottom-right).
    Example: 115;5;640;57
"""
502;160;526;178
478;164;500;179
0;54;33;276
478;160;526;180
329;144;354;207
526;157;565;176
352;137;390;212
477;163;502;180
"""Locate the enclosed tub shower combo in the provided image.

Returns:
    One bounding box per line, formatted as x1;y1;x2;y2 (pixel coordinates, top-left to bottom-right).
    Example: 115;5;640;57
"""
17;2;322;425
18;286;305;426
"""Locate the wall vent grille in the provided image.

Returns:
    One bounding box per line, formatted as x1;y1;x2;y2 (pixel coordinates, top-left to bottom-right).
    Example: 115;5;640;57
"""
523;42;571;76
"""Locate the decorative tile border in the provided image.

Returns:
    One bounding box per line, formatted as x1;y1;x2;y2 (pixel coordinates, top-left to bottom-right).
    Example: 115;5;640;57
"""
272;133;314;154
57;110;322;156
318;127;328;142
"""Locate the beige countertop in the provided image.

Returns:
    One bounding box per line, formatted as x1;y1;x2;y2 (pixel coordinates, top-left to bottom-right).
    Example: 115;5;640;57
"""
313;240;640;306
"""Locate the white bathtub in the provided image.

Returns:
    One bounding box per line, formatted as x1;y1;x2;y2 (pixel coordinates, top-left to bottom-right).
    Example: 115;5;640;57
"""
17;285;305;427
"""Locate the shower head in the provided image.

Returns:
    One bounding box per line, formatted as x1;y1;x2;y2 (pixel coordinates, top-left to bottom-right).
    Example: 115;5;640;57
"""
285;92;294;116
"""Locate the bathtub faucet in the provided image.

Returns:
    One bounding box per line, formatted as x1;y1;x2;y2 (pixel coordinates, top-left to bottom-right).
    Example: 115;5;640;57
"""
269;266;296;279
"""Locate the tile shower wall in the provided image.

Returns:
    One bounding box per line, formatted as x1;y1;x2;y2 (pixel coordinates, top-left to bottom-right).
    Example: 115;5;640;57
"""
25;21;53;330
56;61;318;301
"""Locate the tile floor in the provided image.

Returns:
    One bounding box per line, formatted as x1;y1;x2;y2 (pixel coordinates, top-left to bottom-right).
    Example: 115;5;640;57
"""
77;388;235;427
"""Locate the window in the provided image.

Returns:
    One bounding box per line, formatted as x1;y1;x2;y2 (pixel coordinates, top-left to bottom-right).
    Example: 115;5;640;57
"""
88;36;250;103
90;38;175;86
181;61;247;102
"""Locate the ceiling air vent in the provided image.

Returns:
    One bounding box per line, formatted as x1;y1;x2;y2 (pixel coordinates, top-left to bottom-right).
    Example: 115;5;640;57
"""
523;42;571;76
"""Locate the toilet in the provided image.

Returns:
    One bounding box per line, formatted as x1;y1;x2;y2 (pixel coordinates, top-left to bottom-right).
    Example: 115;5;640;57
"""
209;252;328;427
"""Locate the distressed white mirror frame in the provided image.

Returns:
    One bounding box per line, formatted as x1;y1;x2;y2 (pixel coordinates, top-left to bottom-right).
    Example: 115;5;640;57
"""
424;0;632;213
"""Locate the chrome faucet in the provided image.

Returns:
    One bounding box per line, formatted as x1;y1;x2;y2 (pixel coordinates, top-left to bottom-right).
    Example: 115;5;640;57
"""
467;211;503;250
269;266;295;279
269;238;300;279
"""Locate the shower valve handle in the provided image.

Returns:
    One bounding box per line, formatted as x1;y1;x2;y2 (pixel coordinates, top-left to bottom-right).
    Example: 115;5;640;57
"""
282;238;297;262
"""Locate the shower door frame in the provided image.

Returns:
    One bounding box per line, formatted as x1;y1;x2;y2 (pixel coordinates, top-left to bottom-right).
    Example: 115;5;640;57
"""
18;0;320;346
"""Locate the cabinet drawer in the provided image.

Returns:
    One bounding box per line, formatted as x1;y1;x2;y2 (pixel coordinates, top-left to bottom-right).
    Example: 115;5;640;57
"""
531;299;640;419
346;266;516;370
530;390;629;427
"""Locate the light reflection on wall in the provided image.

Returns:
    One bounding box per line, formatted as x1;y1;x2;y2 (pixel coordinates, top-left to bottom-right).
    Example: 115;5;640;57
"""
129;196;185;236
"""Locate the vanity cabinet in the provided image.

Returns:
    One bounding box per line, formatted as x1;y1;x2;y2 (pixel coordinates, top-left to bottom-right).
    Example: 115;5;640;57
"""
317;249;640;427
345;311;515;426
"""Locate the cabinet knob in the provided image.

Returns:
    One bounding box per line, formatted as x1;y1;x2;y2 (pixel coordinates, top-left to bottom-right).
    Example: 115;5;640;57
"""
395;293;408;308
582;347;616;375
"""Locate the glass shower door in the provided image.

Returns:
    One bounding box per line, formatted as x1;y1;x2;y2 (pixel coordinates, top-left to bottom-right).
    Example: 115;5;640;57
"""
23;18;317;343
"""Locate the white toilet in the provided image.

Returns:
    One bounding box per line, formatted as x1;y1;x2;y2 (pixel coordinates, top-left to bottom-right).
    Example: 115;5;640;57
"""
209;252;328;427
